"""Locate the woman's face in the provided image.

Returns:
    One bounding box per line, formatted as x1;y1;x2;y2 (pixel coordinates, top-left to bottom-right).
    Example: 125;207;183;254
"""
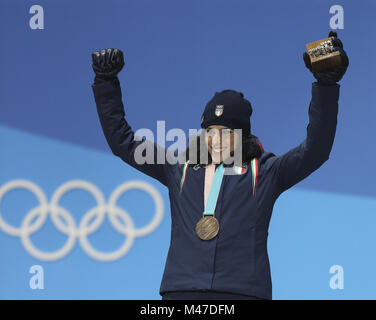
205;125;241;164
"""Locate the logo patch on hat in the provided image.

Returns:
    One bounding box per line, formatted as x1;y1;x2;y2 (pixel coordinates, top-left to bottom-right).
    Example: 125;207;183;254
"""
215;105;224;117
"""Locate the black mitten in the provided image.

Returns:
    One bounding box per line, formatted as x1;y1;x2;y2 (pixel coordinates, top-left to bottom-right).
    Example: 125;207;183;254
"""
303;31;349;85
91;48;125;83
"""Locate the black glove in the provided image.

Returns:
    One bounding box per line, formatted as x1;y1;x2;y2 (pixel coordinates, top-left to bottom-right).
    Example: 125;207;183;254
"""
303;31;349;85
91;48;125;83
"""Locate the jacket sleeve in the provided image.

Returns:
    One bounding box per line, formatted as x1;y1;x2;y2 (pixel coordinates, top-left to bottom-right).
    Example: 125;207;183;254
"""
91;77;172;186
272;81;340;193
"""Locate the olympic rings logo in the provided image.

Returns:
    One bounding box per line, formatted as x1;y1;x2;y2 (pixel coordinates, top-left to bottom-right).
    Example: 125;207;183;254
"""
0;179;164;262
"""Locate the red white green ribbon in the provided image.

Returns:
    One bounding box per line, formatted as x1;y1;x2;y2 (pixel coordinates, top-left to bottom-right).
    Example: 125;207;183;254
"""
250;157;259;197
179;160;190;194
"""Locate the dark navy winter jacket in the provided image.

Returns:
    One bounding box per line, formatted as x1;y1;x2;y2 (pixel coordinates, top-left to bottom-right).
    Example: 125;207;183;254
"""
92;78;340;300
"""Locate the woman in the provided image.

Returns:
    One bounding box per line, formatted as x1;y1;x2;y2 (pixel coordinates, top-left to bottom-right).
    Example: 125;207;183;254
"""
91;31;348;300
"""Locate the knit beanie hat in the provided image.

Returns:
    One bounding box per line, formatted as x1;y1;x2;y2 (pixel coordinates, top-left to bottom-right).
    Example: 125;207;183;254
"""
200;89;253;135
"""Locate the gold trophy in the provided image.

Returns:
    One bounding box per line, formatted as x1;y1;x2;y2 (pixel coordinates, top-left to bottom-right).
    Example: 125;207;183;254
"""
306;37;342;72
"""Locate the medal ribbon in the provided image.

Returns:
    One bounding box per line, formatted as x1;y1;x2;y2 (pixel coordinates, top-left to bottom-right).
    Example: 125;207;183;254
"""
180;158;259;197
179;160;190;194
203;163;225;216
251;157;258;197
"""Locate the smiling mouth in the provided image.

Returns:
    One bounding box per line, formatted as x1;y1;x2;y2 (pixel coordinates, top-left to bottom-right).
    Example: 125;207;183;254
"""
212;146;228;153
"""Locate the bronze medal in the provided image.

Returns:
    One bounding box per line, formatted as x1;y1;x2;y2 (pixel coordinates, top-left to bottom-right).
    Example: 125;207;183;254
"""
195;215;219;240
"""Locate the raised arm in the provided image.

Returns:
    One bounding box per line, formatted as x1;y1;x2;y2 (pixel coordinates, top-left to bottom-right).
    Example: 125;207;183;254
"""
273;82;339;193
91;48;172;186
271;31;349;193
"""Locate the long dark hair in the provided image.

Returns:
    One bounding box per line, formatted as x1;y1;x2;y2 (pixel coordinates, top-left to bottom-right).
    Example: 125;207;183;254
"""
182;131;262;166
